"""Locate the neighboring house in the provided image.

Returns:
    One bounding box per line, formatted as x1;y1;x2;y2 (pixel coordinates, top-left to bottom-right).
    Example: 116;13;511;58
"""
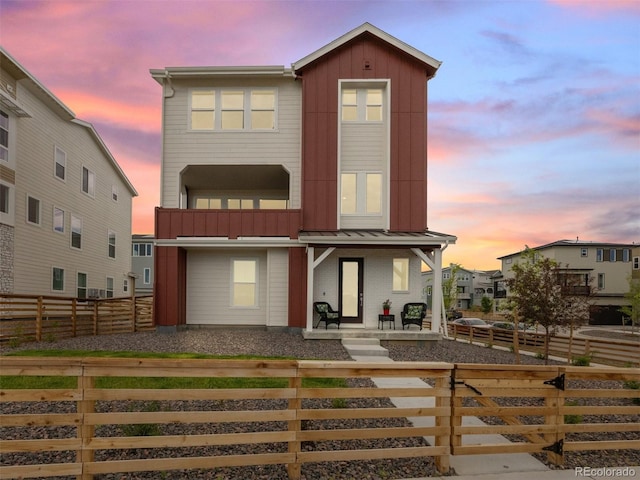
131;234;154;295
633;246;640;281
150;23;456;332
496;240;636;325
423;266;500;311
0;48;137;298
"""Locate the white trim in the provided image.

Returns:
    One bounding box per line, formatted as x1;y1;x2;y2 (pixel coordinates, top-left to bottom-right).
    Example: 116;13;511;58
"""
306;246;315;332
51;266;65;293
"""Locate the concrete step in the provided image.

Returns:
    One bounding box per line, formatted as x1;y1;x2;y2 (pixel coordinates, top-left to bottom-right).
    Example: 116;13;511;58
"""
342;338;389;357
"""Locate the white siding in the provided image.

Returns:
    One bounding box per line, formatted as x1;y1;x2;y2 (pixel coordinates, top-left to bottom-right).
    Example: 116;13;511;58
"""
11;82;133;297
313;249;423;329
161;77;301;209
186;247;288;326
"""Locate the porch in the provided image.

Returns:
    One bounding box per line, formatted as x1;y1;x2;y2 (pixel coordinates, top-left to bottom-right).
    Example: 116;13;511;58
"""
302;322;441;345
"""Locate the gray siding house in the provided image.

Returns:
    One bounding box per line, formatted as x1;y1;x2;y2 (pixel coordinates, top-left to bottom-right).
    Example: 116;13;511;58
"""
131;234;154;295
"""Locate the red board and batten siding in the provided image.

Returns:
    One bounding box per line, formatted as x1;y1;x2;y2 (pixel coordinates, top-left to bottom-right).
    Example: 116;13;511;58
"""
298;32;432;232
153;246;186;327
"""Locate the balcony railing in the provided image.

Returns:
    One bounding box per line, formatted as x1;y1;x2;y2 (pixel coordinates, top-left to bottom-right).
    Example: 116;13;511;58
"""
155;207;302;240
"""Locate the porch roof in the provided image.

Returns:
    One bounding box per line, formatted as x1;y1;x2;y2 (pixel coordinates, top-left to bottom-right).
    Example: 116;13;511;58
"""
299;229;456;247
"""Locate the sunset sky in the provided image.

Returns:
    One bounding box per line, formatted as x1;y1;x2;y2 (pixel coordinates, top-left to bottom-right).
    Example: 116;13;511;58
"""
1;0;638;270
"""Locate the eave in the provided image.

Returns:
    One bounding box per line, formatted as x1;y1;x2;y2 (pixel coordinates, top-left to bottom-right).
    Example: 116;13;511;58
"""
150;65;293;84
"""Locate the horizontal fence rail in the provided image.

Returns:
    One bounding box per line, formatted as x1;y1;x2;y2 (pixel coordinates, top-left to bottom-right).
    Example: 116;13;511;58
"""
438;322;640;367
0;295;154;345
1;358;638;479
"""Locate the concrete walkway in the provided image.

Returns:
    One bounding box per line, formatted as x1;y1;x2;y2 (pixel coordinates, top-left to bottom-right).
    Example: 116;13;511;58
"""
342;337;551;477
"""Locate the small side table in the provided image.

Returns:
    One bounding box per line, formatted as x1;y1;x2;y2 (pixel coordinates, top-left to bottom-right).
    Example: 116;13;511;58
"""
378;314;395;330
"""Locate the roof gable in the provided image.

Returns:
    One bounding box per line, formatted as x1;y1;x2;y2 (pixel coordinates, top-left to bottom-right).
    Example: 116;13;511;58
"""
292;22;441;75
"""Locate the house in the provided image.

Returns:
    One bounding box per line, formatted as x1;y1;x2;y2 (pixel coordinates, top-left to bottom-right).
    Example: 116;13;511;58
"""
0;48;137;298
131;234;154;295
423;266;500;311
496;240;636;325
149;23;456;332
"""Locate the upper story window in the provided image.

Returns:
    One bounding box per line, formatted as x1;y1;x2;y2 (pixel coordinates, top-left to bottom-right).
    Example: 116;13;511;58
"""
71;214;82;249
0;111;8;162
340;172;382;215
580;248;588;257
133;243;153;257
53;206;64;233
0;183;9;214
27;195;40;225
106;277;114;298
108;230;116;259
634;256;639;270
341;88;384;122
54;146;66;181
596;249;603;262
609;249;616;262
112;185;118;202
190;89;276;131
622;249;630;262
82;166;95;197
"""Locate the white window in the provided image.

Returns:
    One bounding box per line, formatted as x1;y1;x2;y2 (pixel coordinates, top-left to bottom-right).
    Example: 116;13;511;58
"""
71;215;82;249
341;88;384;122
0;183;9;214
26;195;40;225
597;273;605;289
596;249;603;262
194;197;222;209
77;272;87;299
259;199;288;209
106;277;114;298
112;185;118;202
108;230;116;258
133;243;153;257
232;259;257;307
123;279;129;293
622;249;630;262
143;268;151;284
54;146;66;181
393;258;409;292
580;248;588;257
633;257;639;270
0;110;8;162
191;90;215;130
81;166;95;197
340;173;382;215
52;267;65;292
609;249;616;262
53;207;64;233
227;198;254;209
190;89;276;131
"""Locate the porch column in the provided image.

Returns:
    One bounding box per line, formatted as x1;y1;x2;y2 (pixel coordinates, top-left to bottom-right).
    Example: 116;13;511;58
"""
306;246;314;332
431;248;443;334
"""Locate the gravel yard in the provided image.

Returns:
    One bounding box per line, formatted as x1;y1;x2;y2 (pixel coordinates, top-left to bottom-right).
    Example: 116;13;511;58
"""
2;329;639;479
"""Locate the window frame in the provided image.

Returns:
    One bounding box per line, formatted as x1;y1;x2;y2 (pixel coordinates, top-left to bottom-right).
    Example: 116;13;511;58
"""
81;166;95;197
26;194;41;226
77;272;87;299
580;248;588;257
340;171;383;216
597;273;605;290
596;249;603;262
633;256;639;270
231;258;258;308
340;86;385;123
54;146;66;181
609;249;616;262
143;267;151;285
0;182;9;215
106;276;114;298
133;243;153;257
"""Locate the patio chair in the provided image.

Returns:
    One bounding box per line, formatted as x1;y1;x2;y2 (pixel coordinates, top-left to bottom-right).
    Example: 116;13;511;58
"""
313;302;341;329
401;302;427;330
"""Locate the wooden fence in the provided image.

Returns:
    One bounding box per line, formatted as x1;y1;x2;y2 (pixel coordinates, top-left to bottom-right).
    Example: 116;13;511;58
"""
1;358;638;479
0;295;154;345
444;323;640;367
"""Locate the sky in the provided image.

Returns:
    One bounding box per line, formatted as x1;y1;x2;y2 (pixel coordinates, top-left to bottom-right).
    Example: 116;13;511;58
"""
1;0;638;270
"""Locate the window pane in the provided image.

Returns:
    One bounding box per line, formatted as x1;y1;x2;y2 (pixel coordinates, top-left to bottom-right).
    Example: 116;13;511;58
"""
192;91;215;109
195;198;209;209
55;147;66;180
82;168;95;196
393;258;409;291
251;111;274;129
234;260;256;283
209;198;222;209
233;284;255;306
240;199;254;209
52;268;64;291
251;91;274;109
367;89;383;105
342;105;357;121
144;268;151;284
366;105;382;121
259;199;287;209
221;110;243;129
341;173;357;214
228;199;241;209
71;215;82;249
222;91;244;109
366;173;382;214
191;111;214;130
108;231;116;258
0;184;8;213
77;273;87;299
53;207;64;233
28;196;39;224
342;89;357;105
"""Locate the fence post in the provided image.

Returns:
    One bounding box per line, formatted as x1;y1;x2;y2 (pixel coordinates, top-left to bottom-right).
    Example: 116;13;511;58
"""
544;366;565;466
35;296;43;342
92;301;98;336
434;374;451;474
287;368;302;480
78;366;95;480
450;367;462;455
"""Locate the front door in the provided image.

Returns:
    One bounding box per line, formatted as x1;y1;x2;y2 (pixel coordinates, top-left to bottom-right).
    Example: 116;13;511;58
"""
339;258;364;324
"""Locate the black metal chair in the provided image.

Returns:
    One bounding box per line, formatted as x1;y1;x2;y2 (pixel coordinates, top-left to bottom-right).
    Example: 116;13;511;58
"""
313;302;341;329
401;302;427;330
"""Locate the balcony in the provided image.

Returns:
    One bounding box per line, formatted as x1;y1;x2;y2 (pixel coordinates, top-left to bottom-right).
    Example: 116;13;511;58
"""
156;208;302;240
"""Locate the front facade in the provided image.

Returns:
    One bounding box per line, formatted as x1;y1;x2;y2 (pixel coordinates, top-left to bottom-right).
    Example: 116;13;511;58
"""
151;24;455;332
497;240;636;325
0;48;137;298
423;266;500;311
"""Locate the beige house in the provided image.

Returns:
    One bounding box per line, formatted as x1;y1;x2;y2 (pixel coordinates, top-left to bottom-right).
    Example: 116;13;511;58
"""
497;240;636;325
0;47;137;298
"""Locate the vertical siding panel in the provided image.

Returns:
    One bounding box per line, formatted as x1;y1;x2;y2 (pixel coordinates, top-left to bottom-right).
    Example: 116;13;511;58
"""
217;211;229;236
182;210;194;236
288;248;307;327
398;180;411;230
229;211;241;239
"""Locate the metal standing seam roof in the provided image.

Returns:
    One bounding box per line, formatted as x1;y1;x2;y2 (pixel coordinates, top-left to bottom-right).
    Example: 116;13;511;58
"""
299;229;456;245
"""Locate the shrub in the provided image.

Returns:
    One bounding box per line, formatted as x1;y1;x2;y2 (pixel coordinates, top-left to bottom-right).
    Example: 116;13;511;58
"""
121;401;162;437
331;398;347;409
572;354;592;366
623;380;640;405
564;400;582;424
